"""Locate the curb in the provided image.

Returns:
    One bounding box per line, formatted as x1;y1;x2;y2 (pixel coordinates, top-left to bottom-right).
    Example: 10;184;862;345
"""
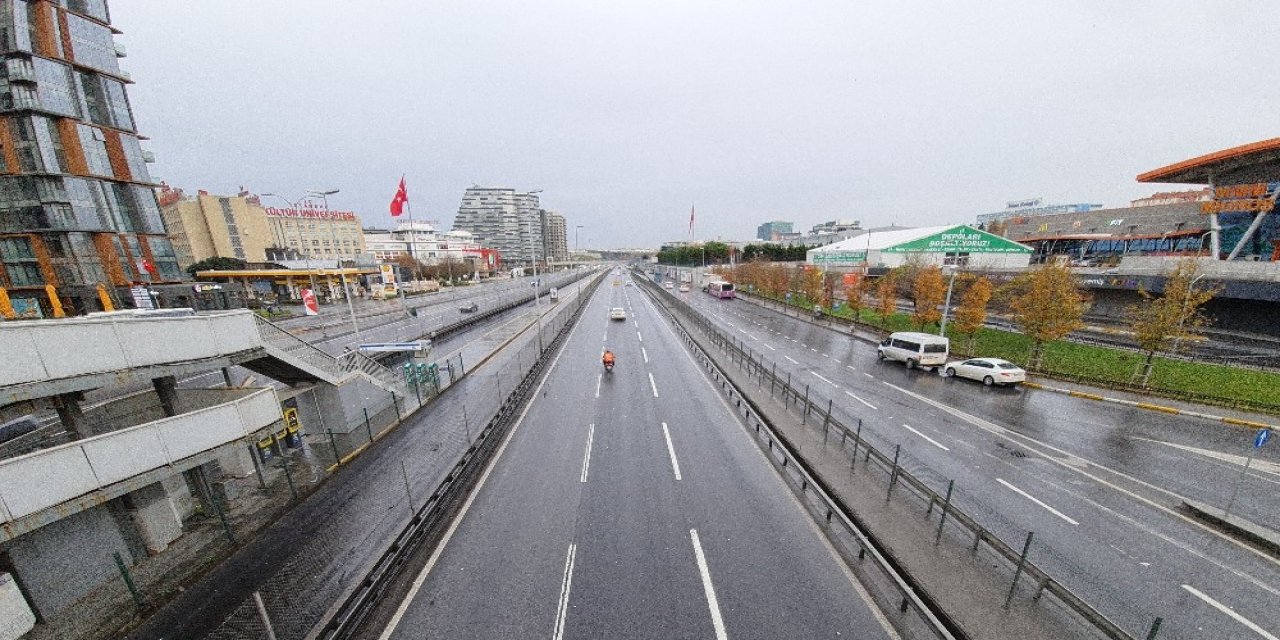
1020;381;1278;430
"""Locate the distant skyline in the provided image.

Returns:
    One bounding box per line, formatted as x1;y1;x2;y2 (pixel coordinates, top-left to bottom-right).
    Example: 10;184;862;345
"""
114;1;1279;248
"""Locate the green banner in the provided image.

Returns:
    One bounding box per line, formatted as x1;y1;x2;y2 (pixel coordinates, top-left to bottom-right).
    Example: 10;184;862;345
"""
811;251;866;264
884;226;1030;254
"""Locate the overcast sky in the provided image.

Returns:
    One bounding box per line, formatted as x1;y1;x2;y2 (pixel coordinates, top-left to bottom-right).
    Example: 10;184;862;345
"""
113;1;1279;249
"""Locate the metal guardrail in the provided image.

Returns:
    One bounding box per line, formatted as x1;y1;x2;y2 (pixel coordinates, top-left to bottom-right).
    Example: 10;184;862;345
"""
314;272;605;640
642;276;1163;640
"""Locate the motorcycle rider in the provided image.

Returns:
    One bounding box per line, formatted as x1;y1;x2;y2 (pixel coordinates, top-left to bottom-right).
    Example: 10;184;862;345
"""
602;349;616;370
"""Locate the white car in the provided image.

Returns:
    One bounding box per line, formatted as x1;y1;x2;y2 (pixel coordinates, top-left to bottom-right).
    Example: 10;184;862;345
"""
678;284;690;292
664;281;674;289
944;358;1026;387
609;307;627;321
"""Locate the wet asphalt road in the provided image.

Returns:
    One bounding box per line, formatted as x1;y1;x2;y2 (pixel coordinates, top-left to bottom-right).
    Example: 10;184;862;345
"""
377;276;897;640
675;282;1280;640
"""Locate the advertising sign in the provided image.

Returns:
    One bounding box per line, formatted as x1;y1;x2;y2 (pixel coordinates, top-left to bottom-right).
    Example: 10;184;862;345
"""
10;299;43;319
885;226;1032;254
811;251;867;264
130;286;155;310
1200;182;1279;215
380;264;397;285
301;288;319;316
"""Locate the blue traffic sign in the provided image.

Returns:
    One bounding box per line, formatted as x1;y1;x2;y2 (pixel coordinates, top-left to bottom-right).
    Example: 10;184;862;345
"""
1254;428;1271;449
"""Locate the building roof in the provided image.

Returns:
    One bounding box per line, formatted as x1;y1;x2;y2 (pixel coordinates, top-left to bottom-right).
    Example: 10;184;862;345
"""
810;225;1032;256
1137;137;1280;184
811;226;950;252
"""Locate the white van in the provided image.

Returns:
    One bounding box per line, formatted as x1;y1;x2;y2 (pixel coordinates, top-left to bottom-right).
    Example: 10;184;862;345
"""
877;332;949;370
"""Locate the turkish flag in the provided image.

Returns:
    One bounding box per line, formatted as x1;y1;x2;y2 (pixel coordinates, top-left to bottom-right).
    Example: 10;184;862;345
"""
390;176;408;217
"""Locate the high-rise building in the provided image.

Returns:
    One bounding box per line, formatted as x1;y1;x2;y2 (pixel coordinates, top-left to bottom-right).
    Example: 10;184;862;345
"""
158;186;273;270
454;186;547;265
542;210;568;263
756;220;793;241
0;0;180;316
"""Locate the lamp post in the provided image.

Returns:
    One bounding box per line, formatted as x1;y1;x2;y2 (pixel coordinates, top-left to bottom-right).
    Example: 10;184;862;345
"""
261;193;318;299
938;265;959;337
308;188;361;340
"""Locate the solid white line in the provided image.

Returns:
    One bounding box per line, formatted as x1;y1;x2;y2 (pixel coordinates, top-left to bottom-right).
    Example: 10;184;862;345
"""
763;344;776;351
661;422;683;481
689;529;729;640
552;544;578;640
784;355;799;364
580;424;595;483
649;371;659;397
642;347;649;363
902;424;950;451
1181;584;1278;640
811;371;838;387
997;478;1079;526
844;390;877;410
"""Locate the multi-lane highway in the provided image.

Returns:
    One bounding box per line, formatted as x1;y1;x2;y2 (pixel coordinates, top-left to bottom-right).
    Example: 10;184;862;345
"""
374;274;898;640
672;279;1279;640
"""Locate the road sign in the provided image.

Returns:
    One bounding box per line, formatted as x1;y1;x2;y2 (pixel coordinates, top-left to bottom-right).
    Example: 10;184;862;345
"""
1255;428;1271;449
359;341;429;353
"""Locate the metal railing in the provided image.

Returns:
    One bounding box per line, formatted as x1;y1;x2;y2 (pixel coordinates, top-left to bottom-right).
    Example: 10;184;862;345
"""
640;275;1163;640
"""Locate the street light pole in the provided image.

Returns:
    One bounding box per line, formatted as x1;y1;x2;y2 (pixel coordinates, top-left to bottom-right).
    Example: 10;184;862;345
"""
309;189;361;340
262;193;318;299
939;266;958;336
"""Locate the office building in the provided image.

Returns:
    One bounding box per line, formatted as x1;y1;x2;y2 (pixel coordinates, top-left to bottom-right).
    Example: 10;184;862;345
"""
0;0;179;316
975;199;1104;226
263;197;365;261
542;210;568;262
756;220;793;241
454;186;549;265
363;221;498;274
157;186;272;270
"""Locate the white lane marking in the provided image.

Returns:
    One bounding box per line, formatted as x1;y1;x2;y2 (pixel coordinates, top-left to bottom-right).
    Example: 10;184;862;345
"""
784;356;799;364
822;353;830;358
738;327;749;334
862;372;874;378
689;529;729;640
844;390;878;410
846;365;856;371
580;424;595;483
881;380;1280;570
637;331;644;343
810;348;818;352
997;478;1079;526
763;344;776;351
552;544;578;640
1134;437;1280;477
726;321;737;328
595;373;602;398
642;347;650;363
1181;584;1278;640
746;332;759;340
902;424;950;451
801;343;807;347
649;372;660;398
810;371;838;387
661;422;683;480
377;310;576;640
602;331;607;341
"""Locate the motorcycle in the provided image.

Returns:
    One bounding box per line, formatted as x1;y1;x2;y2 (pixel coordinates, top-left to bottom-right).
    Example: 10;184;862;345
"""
603;360;614;372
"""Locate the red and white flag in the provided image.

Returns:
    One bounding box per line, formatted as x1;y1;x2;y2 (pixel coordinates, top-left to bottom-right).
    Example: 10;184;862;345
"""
389;176;408;217
688;204;695;235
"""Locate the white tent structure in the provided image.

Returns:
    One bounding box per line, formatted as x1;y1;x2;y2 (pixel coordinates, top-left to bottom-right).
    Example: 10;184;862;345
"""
807;225;1033;269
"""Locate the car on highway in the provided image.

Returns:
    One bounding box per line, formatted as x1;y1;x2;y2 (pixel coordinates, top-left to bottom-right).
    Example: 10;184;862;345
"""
678;284;690;292
459;301;479;313
609;307;627;320
664;281;674;289
625;280;634;286
944;357;1026;386
877;332;949;370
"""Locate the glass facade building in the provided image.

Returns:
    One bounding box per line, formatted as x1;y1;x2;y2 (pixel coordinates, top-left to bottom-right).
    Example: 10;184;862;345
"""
0;0;176;316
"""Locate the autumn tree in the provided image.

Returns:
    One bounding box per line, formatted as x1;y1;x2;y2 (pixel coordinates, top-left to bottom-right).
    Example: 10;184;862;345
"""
874;269;900;323
1004;263;1088;370
394;254;427;280
843;273;868;322
952;276;993;353
799;266;824;305
910;266;946;330
1125;259;1219;387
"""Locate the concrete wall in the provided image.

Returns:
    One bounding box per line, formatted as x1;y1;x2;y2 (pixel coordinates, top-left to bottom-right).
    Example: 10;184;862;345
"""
3;507;130;618
312;376;395;435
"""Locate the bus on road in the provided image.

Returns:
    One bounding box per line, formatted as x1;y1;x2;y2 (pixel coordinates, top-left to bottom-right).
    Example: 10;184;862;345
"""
707;281;735;299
